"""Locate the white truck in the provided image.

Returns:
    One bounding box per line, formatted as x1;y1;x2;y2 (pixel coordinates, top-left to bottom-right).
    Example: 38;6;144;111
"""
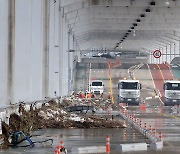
163;80;180;106
118;80;142;105
90;80;104;95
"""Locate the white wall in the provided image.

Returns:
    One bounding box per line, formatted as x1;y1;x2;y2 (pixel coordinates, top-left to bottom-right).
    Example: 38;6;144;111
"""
29;0;43;100
0;0;8;107
0;0;74;107
14;0;32;102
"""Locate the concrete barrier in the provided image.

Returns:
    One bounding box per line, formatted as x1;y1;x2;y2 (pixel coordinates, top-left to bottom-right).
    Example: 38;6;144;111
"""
116;143;147;152
150;141;163;150
119;111;163;144
71;146;106;154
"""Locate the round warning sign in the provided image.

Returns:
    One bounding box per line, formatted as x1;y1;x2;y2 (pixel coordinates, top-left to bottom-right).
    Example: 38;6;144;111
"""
153;50;162;58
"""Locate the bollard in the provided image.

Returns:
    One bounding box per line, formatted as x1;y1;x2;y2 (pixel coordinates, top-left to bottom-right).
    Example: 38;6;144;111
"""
136;118;139;124
149;125;152;135
152;128;156;136
134;117;137;123
131;115;133;121
144;123;146;129
149;125;152;131
159;132;162;141
106;136;110;153
139;120;142;128
133;115;136;122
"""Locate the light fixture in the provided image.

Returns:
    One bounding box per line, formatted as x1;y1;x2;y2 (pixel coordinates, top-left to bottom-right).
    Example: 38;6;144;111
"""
140;14;145;17
145;8;151;12
131;27;134;29
133;23;138;27
128;30;132;33
150;1;156;5
133;30;136;36
165;0;170;6
136;19;141;22
120;43;123;49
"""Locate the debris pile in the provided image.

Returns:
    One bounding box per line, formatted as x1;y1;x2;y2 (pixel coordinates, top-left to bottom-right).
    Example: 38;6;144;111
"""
0;97;123;148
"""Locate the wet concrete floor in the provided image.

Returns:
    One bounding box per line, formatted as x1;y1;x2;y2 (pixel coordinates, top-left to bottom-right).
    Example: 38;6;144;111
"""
0;127;148;154
0;121;179;154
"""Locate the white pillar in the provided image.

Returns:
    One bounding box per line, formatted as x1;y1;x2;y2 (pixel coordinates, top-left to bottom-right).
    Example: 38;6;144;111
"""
60;13;68;96
49;0;60;97
42;0;50;98
59;3;63;96
30;0;43;101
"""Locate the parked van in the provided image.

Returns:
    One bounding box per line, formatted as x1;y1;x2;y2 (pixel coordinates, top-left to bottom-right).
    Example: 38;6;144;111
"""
90;80;104;94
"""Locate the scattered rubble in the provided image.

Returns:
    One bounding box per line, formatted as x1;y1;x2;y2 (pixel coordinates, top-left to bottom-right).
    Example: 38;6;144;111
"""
0;96;123;148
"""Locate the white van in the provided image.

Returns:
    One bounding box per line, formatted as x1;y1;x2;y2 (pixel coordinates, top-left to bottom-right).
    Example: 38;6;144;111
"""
90;80;104;94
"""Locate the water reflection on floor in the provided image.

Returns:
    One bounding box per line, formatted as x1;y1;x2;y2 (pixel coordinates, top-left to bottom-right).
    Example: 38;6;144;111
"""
0;127;147;154
0;126;180;154
1;105;180;154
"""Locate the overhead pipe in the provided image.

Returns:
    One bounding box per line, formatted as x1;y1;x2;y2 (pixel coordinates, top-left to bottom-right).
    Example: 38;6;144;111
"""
114;0;154;49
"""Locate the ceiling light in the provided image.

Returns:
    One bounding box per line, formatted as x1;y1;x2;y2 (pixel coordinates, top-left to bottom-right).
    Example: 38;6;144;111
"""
128;30;131;33
140;14;145;17
133;23;138;26
166;0;170;6
136;19;141;22
131;27;134;29
133;30;136;36
150;1;156;5
145;8;151;12
120;43;123;49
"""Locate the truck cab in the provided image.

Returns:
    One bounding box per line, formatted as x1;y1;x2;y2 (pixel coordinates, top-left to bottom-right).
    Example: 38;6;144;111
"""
163;80;180;106
90;80;104;95
118;80;142;105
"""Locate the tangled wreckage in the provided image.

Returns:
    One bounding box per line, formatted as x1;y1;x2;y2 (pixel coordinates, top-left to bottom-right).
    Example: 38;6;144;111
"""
0;96;124;149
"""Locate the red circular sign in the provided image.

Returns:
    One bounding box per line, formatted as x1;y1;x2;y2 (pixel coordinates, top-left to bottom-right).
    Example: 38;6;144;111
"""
153;50;162;58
